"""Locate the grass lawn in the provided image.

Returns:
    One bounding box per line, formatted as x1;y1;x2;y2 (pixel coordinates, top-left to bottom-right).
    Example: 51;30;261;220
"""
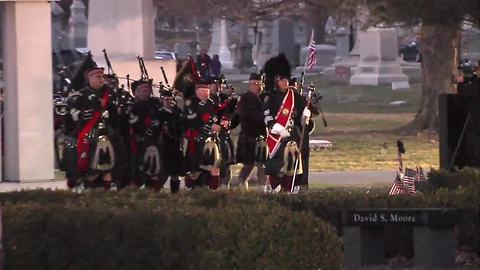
309;126;439;171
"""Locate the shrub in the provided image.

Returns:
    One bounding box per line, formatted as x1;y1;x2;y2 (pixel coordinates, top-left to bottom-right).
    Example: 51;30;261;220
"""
427;167;480;190
1;190;343;270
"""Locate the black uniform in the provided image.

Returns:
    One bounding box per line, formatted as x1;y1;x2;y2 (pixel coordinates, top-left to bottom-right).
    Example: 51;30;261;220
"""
236;89;267;185
212;91;237;186
263;88;306;191
63;86;119;189
158;96;185;193
129;97;163;189
183;96;220;189
237;91;266;164
111;88;135;189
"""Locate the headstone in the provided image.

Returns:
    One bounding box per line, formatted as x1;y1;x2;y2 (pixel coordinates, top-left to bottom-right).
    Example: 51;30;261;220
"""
389;100;408;106
298;44;336;72
233;42;256;73
334;27;349;61
2;0;55;181
334;66;351;82
253;18;297;69
350;28;409;86
68;0;87;48
391;81;410;90
309;140;333;151
322;29;360;79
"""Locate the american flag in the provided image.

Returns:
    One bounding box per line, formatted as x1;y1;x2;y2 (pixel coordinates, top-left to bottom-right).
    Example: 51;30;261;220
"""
307;30;316;71
416;166;427;182
389;173;407;195
402;168;417;193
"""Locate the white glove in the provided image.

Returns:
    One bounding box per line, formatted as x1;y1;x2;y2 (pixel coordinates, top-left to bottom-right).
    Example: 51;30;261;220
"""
271;123;290;138
279;129;290;138
70;109;80;121
102;110;109;119
302;108;311;125
271;123;286;135
303;108;311;118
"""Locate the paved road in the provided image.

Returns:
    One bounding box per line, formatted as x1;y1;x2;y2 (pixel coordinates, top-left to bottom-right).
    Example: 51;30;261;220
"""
0;170;396;192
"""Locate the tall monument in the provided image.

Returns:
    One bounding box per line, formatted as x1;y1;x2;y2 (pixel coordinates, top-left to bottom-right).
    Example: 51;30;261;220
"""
209;18;235;71
68;0;87;48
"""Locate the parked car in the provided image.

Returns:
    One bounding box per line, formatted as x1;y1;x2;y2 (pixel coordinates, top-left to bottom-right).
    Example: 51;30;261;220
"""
155;51;176;61
399;41;421;62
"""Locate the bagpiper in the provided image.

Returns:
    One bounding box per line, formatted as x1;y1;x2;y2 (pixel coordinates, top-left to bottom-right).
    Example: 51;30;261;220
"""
182;79;222;190
63;53;118;190
102;50;133;189
128;57;164;191
158;89;185;193
262;53;310;192
209;76;237;188
235;73;267;190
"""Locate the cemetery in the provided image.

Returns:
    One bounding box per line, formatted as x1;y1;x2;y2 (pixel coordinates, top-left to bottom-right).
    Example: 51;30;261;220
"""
0;0;478;269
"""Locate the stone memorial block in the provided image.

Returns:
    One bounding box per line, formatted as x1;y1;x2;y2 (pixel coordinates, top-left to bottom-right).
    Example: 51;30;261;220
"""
340;208;462;269
299;44;336;72
350;28;409;86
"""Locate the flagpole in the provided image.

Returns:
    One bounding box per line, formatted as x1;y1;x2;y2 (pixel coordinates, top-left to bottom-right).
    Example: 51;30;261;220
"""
291;28;315;194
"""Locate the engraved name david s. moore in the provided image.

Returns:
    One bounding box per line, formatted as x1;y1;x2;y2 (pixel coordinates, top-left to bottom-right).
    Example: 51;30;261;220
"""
353;213;417;223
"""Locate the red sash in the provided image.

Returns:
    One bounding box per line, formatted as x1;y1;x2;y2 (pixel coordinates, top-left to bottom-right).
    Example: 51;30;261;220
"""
266;89;295;158
76;91;110;173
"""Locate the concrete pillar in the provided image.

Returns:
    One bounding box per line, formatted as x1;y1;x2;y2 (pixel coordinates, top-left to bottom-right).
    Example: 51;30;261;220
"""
88;0;155;60
87;0;177;87
1;0;54;181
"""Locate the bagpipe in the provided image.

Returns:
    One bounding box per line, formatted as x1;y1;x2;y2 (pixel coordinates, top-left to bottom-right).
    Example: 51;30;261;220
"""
297;72;327;129
103;49;135;112
214;75;238;121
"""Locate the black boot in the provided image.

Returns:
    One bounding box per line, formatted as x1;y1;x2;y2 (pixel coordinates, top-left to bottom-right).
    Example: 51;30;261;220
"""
170;179;180;194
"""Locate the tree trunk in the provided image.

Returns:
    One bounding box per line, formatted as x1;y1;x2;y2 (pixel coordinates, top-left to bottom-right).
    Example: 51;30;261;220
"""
406;23;461;132
313;14;329;44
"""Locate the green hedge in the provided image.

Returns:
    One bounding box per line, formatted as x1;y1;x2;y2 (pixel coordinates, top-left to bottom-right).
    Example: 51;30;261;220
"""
427;167;480;190
1;183;479;267
1;190;343;270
